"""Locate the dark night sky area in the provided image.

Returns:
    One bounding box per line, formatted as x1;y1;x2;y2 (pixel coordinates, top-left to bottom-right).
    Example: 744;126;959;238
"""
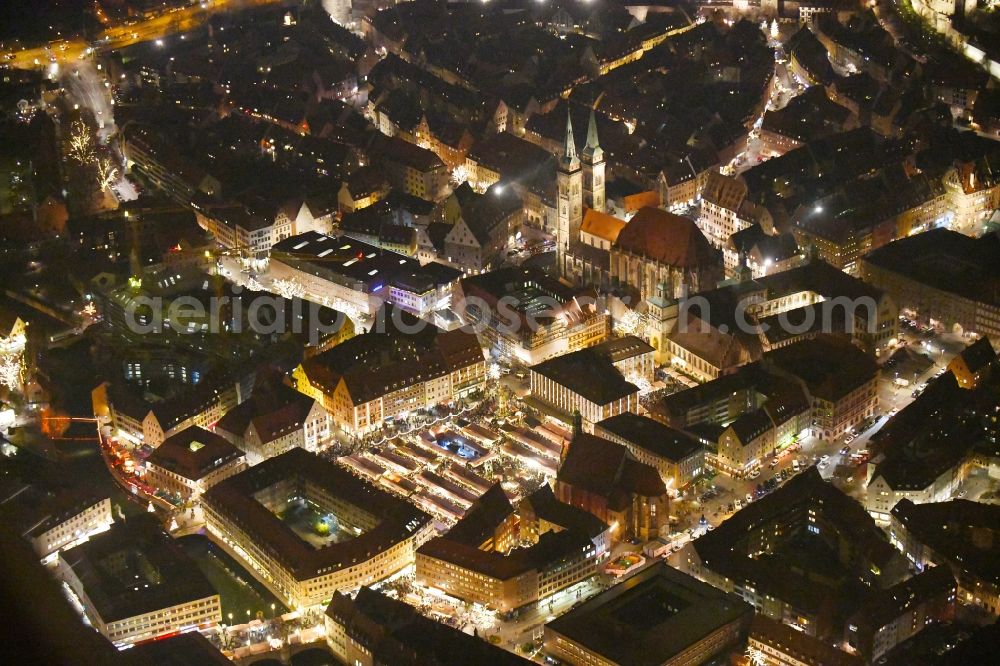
0;0;98;42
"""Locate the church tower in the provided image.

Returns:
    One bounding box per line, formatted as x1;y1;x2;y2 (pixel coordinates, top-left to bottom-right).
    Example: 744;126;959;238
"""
581;108;605;213
557;110;583;274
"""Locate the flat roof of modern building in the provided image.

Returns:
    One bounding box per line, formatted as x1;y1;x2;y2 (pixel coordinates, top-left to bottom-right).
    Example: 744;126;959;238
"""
545;561;751;666
531;349;638;406
59;516;217;623
0;476;107;543
862;228;1000;307
595;412;702;463
271;231;458;295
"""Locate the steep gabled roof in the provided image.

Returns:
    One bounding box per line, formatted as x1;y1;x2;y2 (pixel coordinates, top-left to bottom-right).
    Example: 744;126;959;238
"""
614;207;720;268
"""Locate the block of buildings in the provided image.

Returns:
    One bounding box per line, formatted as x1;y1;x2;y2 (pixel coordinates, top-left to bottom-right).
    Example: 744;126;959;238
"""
57;517;220;647
861;228;1000;341
143;426;246;501
269;231;461;318
215;382;331;465
845;566;956;663
698;172;785;275
93;372;253;448
337;166;390;214
555;433;670;543
202;448;433;608
326;586;532;666
529;336;652;427
729;225;801;280
371;134;450;202
0;476;113;559
593;412;705;490
758;85;857;157
194;202;287;260
748;615;864;666
340;202;419;257
415;483;602;613
765;336;880;442
293;307;486;436
519;483;612;558
789;168;947;275
543;560;752;666
121;123;221;204
646;260;898;376
866;362;1000;521
942;156;1000;231
464;130;555;193
946;335;996;389
440;182;524;271
456;266;609;365
652;337;871;473
889;499;1000;617
679;468;909;641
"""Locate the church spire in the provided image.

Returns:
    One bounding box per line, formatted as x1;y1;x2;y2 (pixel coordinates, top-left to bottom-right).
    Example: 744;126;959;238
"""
561;109;580;170
581;108;604;164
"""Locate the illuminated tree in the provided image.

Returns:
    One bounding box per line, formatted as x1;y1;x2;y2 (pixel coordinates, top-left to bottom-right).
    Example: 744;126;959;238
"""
613;309;643;337
272;278;306;300
67;120;96;165
96;157;119;192
0;351;23;391
746;646;767;666
451;164;470;186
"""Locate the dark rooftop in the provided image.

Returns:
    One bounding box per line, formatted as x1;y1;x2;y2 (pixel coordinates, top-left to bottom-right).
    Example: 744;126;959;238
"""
202;448;431;580
764;336;879;402
891;499;1000;586
558;433;666;505
595;412;702;463
145;426;243;482
326;587;531;666
531;348;638;406
862;229;1000;307
545;561;751;666
59;516;217;623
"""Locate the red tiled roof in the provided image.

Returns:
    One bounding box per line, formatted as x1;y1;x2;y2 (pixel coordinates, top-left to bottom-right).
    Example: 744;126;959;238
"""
614;207;719;267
